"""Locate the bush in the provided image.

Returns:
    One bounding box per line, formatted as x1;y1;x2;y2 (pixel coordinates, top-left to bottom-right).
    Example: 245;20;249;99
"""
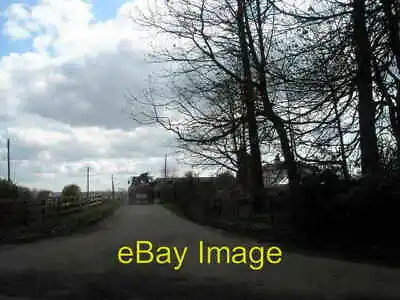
215;171;236;189
0;179;18;200
61;184;81;203
184;171;195;178
16;186;35;203
289;166;400;247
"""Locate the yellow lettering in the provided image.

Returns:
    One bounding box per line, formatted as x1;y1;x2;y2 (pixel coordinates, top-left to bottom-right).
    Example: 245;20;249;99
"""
207;246;230;264
173;247;187;270
117;246;133;264
248;247;264;271
136;241;154;263
266;246;282;264
156;246;171;264
231;246;247;264
199;240;204;264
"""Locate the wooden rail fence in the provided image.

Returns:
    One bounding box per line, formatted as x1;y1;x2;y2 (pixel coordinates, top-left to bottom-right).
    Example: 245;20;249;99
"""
0;193;112;230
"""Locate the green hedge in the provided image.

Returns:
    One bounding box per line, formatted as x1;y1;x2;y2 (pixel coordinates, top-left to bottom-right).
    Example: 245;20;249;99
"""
157;178;225;222
0;179;18;200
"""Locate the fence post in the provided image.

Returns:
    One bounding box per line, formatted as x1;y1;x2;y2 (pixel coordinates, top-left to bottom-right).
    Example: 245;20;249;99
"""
23;197;28;226
57;197;61;217
41;195;47;222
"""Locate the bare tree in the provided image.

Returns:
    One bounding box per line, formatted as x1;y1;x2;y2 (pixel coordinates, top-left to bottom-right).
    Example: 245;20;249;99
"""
270;0;382;176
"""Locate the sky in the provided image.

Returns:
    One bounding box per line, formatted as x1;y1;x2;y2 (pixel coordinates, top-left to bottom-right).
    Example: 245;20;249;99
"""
0;0;191;192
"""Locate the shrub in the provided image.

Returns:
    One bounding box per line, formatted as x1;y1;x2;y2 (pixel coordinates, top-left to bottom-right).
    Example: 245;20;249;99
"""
0;179;18;200
215;171;236;189
184;171;195;178
16;186;35;202
288;165;400;247
61;184;81;203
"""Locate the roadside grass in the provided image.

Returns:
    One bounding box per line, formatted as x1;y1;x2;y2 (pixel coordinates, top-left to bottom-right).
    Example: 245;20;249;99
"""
0;200;121;245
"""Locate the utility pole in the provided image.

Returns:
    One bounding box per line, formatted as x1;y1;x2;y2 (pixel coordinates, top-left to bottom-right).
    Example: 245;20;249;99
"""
92;171;95;201
7;138;10;183
112;174;115;201
164;153;168;178
86;167;90;201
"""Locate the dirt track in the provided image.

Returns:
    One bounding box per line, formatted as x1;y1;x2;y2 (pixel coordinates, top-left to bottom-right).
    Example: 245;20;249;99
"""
0;204;399;300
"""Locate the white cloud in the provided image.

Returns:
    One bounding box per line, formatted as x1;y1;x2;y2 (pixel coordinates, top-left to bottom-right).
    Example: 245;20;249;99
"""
2;113;179;191
0;0;190;191
33;35;53;52
2;3;33;40
9;127;71;148
3;0;93;42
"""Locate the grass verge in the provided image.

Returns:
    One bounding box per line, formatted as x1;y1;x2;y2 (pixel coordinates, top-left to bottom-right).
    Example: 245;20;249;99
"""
0;200;121;245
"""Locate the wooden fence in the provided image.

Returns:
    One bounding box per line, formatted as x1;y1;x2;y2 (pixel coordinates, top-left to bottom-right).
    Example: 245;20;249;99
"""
0;193;111;230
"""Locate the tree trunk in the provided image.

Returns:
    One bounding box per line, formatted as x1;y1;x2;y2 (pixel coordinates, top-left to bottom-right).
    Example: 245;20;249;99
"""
353;0;380;174
251;0;299;188
237;0;265;213
271;116;299;187
334;98;351;181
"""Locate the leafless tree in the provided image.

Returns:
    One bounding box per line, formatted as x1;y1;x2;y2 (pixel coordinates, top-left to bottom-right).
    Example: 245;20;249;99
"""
126;0;301;212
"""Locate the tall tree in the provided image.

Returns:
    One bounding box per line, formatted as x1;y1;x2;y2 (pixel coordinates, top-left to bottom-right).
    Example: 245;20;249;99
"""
128;0;303;212
271;0;381;175
236;0;265;210
352;0;380;174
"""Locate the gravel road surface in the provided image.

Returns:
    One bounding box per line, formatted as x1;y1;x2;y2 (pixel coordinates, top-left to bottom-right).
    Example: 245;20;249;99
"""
0;204;399;300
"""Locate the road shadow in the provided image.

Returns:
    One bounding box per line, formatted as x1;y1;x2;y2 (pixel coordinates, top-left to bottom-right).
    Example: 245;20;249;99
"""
0;269;397;300
162;205;400;270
